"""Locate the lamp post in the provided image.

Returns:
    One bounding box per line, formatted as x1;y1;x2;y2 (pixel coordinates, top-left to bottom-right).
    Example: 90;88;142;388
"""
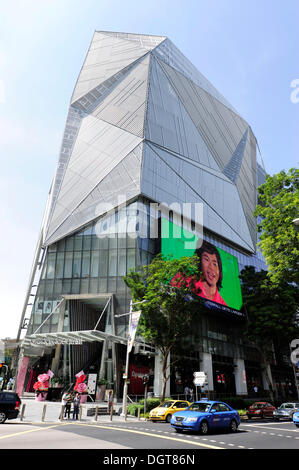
116;299;147;417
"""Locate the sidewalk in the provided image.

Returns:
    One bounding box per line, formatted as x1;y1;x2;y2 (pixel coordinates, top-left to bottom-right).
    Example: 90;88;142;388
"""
13;397;144;424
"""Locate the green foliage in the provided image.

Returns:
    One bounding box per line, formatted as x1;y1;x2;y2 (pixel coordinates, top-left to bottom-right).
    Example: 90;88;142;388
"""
124;253;202;351
254;168;299;285
240;266;299;346
124;253;204;400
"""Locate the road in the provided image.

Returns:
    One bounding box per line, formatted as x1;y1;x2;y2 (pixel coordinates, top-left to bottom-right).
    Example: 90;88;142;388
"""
0;418;298;452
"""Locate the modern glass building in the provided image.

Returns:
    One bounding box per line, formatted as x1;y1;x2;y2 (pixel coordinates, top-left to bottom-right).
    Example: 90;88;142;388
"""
16;32;294;400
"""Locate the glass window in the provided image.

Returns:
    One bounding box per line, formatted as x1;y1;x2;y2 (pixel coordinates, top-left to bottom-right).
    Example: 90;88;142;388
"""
99;251;108;276
74;235;82;251
73;252;82;278
118;249;127;276
64;252;73;278
82;252;90;278
127;249;135;272
83;236;91;251
55;252;64;279
65;237;74;251
91;235;100;250
46;253;56;279
90;251;100;277
109;250;117;276
71;279;80;294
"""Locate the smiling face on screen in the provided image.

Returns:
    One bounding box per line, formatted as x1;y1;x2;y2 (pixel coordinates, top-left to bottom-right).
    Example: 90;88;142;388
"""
201;251;220;289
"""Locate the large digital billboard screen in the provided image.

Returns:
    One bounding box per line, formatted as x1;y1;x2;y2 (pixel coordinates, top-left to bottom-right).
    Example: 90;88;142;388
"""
161;218;243;316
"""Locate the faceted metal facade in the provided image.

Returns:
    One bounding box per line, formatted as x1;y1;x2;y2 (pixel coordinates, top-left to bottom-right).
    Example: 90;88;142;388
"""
44;31;259;253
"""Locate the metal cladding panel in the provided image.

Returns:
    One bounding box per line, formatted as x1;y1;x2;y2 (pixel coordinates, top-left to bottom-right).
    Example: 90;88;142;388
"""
223;128;249;183
141;143;254;251
98;31;166;50
45;143;143;245
45;118;142;244
145;57;220;171
157;58;249;170
91;54;150;137
153;38;239;114
71;32;151;104
47;106;83;225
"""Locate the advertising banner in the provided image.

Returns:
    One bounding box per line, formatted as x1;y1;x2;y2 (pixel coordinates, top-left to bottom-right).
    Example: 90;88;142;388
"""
161;218;244;317
128;310;141;353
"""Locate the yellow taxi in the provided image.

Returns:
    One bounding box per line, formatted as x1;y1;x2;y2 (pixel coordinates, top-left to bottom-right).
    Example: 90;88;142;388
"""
149;400;190;423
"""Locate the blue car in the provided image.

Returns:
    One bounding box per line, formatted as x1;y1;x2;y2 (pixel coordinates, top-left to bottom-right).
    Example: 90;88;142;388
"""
292;411;299;428
170;400;240;434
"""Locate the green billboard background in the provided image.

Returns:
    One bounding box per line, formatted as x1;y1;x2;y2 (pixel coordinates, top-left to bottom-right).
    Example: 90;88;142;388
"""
161;218;243;310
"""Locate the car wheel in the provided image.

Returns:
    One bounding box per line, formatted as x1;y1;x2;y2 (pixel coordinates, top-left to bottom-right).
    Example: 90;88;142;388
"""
0;412;7;424
229;419;238;433
199;420;209;435
166;414;172;423
295;424;299;428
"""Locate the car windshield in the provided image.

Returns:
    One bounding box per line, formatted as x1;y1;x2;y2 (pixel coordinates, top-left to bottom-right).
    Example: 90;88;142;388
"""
280;403;295;409
251;403;265;409
187;403;211;412
159;401;174;408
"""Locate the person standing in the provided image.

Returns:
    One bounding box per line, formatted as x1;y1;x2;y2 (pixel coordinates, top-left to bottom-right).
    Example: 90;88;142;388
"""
64;392;72;419
73;393;80;420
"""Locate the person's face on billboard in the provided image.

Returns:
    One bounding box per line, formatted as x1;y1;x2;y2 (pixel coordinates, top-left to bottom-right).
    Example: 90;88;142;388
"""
201;251;219;289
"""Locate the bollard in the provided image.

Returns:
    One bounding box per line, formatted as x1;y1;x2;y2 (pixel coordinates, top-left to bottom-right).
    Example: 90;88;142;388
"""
42;404;47;422
110;403;113;421
137;407;141;421
60;405;65;421
20;404;26;422
94;406;99;422
79;405;83;421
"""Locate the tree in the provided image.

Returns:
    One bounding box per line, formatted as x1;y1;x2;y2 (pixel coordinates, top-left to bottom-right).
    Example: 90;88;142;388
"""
240;266;299;398
254;168;299;285
124;254;203;401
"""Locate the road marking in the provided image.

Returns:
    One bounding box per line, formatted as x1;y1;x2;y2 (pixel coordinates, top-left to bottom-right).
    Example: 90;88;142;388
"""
70;422;225;449
0;424;63;440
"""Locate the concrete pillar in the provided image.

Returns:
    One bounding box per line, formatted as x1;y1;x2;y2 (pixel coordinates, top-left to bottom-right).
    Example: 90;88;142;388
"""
200;352;214;392
234;358;247;395
154;349;170;397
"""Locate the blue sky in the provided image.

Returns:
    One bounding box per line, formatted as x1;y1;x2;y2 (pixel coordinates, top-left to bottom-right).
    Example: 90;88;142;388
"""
0;0;298;338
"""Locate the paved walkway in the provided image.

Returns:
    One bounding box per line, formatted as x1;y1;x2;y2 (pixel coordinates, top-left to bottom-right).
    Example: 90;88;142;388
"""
12;397;142;424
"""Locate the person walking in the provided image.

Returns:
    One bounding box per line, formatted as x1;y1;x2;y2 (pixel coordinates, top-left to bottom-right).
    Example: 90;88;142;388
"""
73;393;80;420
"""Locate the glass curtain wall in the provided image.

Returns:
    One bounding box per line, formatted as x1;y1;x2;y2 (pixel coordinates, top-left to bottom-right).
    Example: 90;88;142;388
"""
27;198;159;337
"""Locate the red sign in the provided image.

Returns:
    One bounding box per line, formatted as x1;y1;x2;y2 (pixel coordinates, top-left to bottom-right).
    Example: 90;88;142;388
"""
129;365;150;394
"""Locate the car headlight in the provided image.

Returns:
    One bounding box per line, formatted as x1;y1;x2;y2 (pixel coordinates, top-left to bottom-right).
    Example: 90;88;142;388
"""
185;417;198;423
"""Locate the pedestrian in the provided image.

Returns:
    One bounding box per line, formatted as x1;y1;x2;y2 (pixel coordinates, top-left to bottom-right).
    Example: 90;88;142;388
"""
107;390;113;414
64;392;73;419
189;388;193;402
184;385;190;401
73;392;80;420
253;385;258;394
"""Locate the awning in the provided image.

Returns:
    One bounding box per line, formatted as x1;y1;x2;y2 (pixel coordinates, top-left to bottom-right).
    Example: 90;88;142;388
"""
22;329;128;348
